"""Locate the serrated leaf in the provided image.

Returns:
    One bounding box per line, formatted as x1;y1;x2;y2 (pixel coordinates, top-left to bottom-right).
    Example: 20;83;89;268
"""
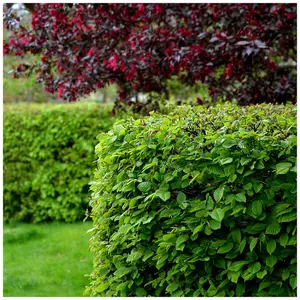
276;162;292;175
217;242;233;254
211;209;224;223
267;240;276;255
157;190;171;201
266;255;277;268
250;237;259;252
137;181;152;192
251;200;262;217
213;185;224;202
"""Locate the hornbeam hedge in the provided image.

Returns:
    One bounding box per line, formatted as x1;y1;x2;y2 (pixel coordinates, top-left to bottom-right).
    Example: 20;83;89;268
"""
4;103;115;223
86;103;296;297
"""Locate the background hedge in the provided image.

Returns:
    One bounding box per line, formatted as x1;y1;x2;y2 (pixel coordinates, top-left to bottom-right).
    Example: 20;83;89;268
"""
86;103;296;297
4;103;115;223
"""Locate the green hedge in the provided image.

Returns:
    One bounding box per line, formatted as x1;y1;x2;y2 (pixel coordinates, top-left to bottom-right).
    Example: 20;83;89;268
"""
4;103;115;223
86;103;296;297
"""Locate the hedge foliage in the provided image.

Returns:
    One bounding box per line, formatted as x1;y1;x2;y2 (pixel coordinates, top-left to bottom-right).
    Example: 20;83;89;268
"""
4;103;115;223
86;103;296;297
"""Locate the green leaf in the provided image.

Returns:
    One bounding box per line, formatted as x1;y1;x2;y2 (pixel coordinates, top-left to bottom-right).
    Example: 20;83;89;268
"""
253;182;263;193
265;222;281;235
192;224;204;236
217;242;234;254
232;230;241;243
282;270;290;281
228;174;237;182
267;240;276;255
236;193;246;203
137;182;152;192
114;266;132;278
166;283;179;293
289;275;296;290
256;270;267;279
258;280;272;291
136;287;147;296
228;261;249;272
251;200;262;217
176;191;188;209
213;185;224;202
210;208;225;222
279;233;289;247
176;234;189;250
177;191;186;202
127;249;144;262
96;282;110;293
276;162;292;175
157;190;171;201
250;237;259;252
266;255;277;268
210;219;221;230
236;282;245;296
239;239;247;253
142;249;154;262
249;262;261;274
220;157;233;165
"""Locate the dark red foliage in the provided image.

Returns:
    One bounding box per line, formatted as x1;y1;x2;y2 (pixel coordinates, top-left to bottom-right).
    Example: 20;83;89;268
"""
4;3;296;105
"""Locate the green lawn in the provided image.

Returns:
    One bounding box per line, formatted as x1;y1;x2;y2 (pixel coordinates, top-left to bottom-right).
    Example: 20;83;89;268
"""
3;221;93;297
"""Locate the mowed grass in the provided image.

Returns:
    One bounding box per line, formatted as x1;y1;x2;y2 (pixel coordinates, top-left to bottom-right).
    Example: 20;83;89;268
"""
3;221;93;297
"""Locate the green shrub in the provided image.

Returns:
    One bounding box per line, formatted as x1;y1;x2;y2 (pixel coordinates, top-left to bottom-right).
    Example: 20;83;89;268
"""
86;103;296;297
4;103;115;223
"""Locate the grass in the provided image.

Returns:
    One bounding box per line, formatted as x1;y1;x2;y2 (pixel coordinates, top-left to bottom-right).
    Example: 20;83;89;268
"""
3;221;93;297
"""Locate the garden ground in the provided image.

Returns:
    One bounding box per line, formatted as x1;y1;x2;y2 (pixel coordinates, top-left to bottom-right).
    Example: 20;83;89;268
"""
4;221;93;297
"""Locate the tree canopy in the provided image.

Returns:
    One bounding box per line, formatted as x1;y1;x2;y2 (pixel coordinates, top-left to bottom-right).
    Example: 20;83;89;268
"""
4;3;296;107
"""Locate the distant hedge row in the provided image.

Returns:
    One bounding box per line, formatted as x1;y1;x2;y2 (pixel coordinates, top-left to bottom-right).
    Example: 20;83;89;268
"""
4;103;115;223
86;104;296;297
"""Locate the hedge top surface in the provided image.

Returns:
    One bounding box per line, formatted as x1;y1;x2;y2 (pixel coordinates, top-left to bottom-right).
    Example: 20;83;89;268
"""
87;103;296;297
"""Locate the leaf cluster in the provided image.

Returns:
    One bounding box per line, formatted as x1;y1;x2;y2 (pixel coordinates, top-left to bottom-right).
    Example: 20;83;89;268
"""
4;103;115;222
86;103;296;296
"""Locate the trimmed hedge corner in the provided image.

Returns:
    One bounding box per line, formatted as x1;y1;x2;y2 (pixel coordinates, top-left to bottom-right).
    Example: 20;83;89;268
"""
4;103;115;223
86;103;296;297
